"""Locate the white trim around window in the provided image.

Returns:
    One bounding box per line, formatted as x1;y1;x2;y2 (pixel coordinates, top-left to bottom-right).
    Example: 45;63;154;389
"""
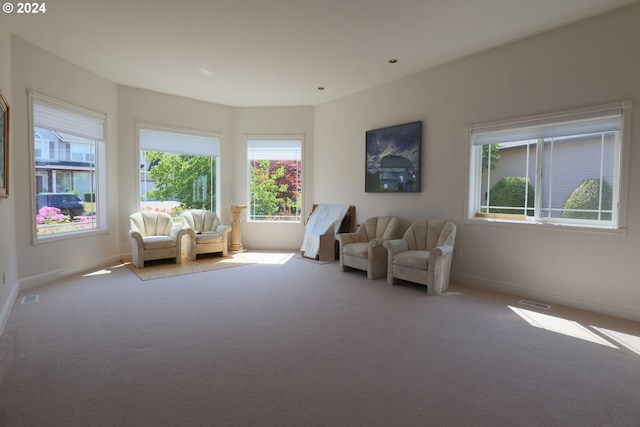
135;122;222;217
465;100;632;233
29;91;108;244
246;134;304;223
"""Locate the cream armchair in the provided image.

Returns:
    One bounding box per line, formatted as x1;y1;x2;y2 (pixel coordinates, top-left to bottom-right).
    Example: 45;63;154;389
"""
383;219;456;295
337;216;399;279
129;211;186;268
181;209;231;260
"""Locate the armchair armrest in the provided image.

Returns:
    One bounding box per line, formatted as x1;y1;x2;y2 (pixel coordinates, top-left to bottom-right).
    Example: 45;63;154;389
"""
128;230;145;268
383;239;409;285
369;238;387;248
429;244;454;295
183;228;197;239
429;244;453;260
383;239;409;255
170;227;187;240
216;224;231;238
128;230;144;245
337;232;361;247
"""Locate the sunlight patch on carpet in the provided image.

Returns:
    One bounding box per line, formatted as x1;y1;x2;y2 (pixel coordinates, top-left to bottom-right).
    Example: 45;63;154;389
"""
82;263;129;278
508;306;618;348
592;327;640;356
246;251;295;264
83;269;112;277
123;253;257;281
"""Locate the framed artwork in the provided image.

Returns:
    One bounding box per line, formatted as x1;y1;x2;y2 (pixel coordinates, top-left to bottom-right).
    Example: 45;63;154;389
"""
365;120;422;193
0;88;8;198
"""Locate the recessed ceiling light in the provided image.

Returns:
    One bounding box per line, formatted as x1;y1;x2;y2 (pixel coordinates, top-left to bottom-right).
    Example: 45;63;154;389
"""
388;58;398;64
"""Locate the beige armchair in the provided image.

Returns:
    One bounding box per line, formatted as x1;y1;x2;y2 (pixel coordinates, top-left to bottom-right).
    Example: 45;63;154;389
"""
383;219;456;295
181;209;231;260
129;211;186;268
337;216;399;279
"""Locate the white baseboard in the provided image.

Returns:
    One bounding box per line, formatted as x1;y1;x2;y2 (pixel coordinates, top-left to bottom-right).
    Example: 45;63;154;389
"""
0;281;20;336
19;255;125;290
450;271;640;323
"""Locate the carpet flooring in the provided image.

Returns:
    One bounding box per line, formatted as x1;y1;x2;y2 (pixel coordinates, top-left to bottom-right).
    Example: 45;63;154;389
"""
1;252;639;426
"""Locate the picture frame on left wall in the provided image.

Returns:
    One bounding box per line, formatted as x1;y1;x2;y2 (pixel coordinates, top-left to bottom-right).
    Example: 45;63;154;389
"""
0;88;8;198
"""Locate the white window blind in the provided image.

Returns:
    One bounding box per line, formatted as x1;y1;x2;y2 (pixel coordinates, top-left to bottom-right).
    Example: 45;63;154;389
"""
247;139;302;160
139;126;220;156
471;110;622;146
32;96;105;141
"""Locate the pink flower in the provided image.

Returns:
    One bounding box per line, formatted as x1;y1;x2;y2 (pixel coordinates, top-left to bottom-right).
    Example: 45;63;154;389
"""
37;206;69;223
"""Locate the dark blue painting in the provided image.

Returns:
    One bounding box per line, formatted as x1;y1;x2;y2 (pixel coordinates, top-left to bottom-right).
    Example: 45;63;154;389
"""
365;121;422;193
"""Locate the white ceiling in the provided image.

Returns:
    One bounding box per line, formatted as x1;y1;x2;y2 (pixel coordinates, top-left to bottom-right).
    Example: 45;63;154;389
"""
7;0;639;107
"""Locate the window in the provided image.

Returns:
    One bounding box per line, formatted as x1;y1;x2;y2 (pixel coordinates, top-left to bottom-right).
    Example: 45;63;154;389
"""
30;92;106;240
138;124;220;222
468;102;631;229
247;136;303;222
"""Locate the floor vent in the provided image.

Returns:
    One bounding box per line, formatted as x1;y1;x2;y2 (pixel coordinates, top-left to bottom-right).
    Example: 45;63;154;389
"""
21;295;39;304
519;299;551;310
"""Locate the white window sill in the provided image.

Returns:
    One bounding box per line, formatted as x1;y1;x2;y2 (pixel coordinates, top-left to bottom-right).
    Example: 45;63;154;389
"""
33;228;109;245
464;216;626;235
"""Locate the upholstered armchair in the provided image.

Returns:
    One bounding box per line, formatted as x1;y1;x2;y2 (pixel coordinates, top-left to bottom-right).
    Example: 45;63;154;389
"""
129;211;186;268
337;216;399;279
383;219;456;295
181;209;231;260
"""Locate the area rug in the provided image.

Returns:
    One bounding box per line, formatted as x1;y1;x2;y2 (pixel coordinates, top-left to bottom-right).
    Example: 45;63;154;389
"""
123;253;257;281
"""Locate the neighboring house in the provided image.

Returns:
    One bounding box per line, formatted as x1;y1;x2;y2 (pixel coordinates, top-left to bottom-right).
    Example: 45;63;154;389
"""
138;152;184;213
34;127;96;195
482;133;615;217
139;151;157;199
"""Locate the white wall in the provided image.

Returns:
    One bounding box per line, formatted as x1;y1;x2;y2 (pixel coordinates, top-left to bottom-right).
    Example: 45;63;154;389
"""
233;107;314;250
0;16;19;334
11;37;120;289
314;5;640;321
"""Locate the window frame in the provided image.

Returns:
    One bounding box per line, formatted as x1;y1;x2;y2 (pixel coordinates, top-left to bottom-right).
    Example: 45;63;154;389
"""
29;91;108;244
136;122;221;220
246;134;304;223
465;101;632;232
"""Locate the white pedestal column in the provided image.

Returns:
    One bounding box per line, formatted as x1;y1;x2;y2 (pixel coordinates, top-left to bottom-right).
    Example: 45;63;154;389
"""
230;205;247;252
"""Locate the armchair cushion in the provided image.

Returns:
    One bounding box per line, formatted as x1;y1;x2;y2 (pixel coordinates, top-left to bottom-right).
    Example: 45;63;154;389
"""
392;250;430;270
193;232;224;244
142;235;179;250
342;242;369;258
